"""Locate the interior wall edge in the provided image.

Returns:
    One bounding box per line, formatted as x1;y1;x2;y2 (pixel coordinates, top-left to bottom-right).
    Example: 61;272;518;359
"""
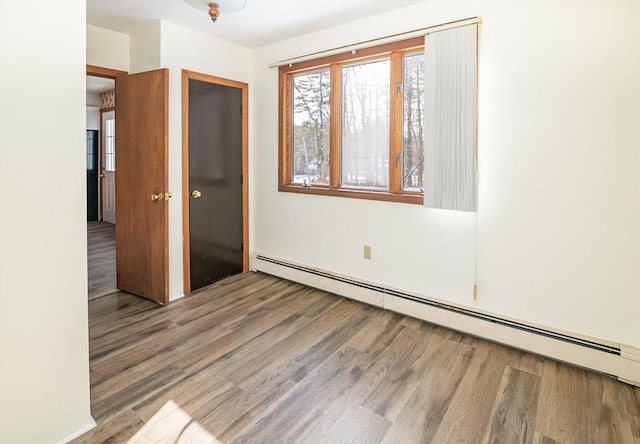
52;417;96;444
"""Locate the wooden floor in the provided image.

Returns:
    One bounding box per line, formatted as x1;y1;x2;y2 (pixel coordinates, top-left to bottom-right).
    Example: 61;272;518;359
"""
88;221;117;300
74;272;640;444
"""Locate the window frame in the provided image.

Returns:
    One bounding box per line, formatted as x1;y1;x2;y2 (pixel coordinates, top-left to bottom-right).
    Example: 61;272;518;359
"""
279;37;425;205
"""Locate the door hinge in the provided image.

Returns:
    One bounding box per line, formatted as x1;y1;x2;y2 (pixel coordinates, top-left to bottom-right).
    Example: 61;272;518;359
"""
240;105;244;115
241;174;244;184
241;243;244;253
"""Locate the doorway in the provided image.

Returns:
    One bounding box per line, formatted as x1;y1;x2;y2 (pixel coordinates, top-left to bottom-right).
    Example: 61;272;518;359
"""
86;67;122;299
182;70;249;295
86;74;116;222
86;65;170;305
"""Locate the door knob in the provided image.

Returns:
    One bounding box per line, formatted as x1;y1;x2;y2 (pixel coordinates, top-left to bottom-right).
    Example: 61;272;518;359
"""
151;192;172;201
191;190;202;199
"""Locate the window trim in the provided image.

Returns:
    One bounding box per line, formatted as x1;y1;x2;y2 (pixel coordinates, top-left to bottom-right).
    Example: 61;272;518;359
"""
279;36;425;204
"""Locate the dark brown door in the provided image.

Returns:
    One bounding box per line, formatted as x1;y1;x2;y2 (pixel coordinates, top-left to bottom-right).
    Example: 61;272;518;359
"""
188;78;243;291
115;69;169;304
86;130;99;221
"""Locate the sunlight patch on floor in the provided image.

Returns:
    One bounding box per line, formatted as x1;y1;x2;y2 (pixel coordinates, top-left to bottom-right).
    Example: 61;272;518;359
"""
127;400;222;443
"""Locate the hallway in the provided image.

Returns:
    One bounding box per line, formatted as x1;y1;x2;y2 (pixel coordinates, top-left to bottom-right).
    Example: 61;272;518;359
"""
88;221;117;300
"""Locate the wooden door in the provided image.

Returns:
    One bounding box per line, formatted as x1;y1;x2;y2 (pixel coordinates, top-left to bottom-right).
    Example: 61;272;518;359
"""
101;110;116;224
115;69;169;304
183;73;247;292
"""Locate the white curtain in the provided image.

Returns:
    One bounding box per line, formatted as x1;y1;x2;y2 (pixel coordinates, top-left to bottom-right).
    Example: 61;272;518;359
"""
424;24;478;212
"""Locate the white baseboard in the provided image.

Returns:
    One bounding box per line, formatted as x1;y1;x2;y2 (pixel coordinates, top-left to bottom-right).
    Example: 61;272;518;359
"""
53;416;97;444
251;253;640;386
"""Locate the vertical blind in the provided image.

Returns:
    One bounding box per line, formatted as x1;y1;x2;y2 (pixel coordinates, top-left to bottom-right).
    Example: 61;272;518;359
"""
424;24;478;212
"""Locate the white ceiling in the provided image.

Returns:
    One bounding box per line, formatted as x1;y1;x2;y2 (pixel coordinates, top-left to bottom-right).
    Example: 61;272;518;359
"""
87;0;424;49
86;0;423;94
86;76;115;95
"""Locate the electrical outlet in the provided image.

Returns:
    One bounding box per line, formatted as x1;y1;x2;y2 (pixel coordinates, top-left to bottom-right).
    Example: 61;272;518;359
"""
363;245;372;260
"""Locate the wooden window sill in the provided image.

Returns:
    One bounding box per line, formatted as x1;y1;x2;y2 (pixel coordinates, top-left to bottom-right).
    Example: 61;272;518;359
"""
279;184;423;205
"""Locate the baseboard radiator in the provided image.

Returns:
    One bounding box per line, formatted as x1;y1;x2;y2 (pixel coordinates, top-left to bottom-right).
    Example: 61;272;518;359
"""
252;254;639;386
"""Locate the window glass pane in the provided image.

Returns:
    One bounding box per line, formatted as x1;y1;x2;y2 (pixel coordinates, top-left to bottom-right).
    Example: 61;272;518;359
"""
292;70;330;185
104;118;116;171
402;53;424;191
341;59;390;189
86;131;95;171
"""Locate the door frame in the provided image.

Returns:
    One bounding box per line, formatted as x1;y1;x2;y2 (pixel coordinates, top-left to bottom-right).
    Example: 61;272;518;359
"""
86;65;127;220
181;69;249;296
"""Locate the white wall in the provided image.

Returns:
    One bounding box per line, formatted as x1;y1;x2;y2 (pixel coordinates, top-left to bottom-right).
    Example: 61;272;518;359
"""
86;91;100;107
87;24;129;71
160;21;252;300
87;21;251;301
0;1;92;443
130;21;161;74
87;106;100;130
251;1;640;348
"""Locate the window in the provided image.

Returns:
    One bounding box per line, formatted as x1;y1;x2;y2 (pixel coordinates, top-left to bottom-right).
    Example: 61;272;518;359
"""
292;69;330;185
279;37;425;204
341;59;390;189
104;116;115;171
402;53;425;192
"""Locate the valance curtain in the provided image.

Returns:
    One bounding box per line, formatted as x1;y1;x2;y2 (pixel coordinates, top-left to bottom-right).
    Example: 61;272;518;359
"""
424;24;478;212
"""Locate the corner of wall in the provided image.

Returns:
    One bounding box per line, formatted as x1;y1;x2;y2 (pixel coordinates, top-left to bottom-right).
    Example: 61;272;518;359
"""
86;24;130;72
129;20;162;74
53;417;96;444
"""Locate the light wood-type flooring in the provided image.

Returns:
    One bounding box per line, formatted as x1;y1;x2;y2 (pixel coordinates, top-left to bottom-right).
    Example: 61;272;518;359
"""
88;221;117;300
74;272;640;443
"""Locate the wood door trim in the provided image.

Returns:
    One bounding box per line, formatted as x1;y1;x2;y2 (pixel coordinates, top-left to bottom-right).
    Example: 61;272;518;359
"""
181;71;191;296
160;70;170;303
86;65;128;79
181;69;250;296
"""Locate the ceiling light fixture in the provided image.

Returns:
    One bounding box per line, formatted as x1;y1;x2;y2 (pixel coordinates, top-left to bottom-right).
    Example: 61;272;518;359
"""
184;0;247;23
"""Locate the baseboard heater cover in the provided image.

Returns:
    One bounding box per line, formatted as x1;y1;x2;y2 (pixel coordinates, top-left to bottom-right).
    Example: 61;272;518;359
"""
252;254;639;386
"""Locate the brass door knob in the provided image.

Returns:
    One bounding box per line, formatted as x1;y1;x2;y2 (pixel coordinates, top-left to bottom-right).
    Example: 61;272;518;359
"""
151;192;172;201
191;190;202;199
